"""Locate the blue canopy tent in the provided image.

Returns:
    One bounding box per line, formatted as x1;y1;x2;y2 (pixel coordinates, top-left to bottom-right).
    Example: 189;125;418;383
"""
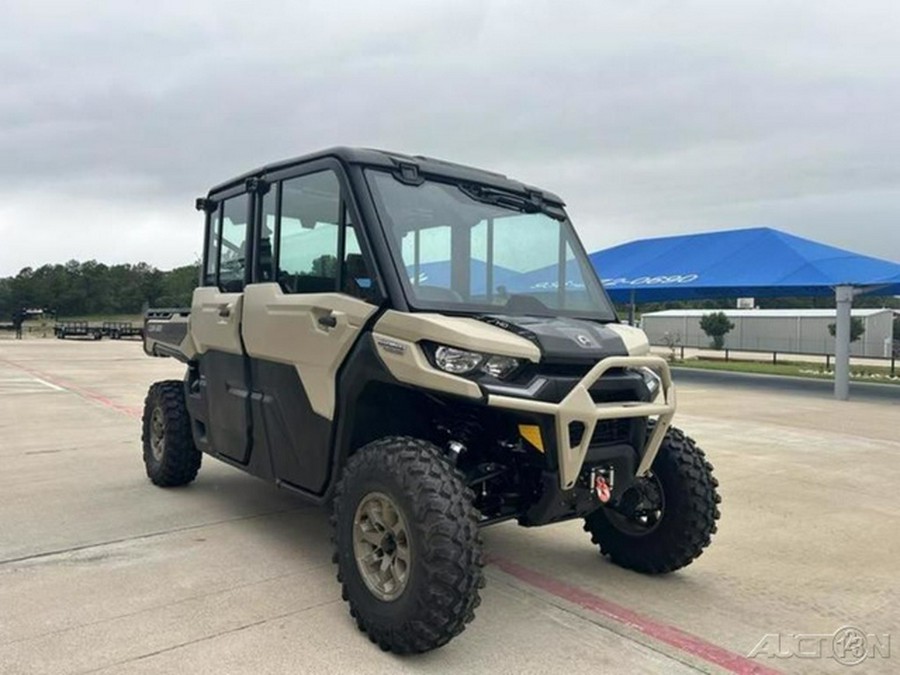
589;227;900;400
875;271;900;289
406;259;523;295
590;227;900;302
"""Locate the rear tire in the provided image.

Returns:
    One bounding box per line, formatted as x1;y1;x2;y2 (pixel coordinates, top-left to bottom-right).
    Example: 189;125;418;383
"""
584;426;720;574
332;436;484;653
141;380;201;487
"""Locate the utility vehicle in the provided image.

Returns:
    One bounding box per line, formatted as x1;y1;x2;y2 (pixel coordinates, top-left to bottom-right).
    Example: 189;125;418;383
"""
141;147;720;653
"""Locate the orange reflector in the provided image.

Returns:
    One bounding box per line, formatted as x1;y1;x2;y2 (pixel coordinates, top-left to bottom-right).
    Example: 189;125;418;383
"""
518;424;544;453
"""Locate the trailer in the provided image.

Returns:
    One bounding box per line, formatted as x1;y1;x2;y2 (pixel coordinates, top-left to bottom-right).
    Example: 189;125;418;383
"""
54;322;103;340
101;321;144;340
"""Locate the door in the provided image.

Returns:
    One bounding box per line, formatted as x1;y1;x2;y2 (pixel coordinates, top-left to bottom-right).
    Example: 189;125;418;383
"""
192;191;253;464
241;167;381;492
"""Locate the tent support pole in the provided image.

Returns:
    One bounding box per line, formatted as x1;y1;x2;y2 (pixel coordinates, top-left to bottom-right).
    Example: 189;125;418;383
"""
628;290;636;326
834;285;854;401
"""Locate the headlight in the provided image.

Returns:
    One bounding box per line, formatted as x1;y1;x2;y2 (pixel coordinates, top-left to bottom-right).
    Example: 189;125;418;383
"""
482;355;521;379
434;346;484;374
430;344;522;379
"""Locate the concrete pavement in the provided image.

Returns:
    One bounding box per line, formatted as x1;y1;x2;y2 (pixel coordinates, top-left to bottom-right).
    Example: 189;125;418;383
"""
1;339;898;674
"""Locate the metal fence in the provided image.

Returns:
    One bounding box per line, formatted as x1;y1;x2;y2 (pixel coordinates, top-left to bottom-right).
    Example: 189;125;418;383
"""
651;333;898;359
641;311;897;359
650;334;898;377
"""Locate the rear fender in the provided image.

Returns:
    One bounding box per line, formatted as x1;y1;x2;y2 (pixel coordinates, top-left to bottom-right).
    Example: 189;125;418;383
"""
144;308;195;362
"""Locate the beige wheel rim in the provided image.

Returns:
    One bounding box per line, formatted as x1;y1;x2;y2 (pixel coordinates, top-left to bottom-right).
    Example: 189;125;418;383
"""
352;491;411;601
150;407;166;461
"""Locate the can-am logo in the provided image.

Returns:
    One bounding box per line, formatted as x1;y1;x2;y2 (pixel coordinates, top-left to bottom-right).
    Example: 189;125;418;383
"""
602;274;699;288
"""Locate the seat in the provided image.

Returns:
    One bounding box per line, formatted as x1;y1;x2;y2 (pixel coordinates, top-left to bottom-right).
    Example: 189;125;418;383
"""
344;254;379;303
258;237;275;281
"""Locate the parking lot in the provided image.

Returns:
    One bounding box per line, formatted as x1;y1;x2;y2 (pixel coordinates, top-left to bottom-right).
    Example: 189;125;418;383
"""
1;339;897;674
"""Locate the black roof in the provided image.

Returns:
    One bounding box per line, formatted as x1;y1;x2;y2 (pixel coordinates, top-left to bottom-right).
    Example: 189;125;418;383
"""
206;146;564;205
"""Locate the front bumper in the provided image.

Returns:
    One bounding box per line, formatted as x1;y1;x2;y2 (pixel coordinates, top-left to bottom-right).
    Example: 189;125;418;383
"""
485;355;676;490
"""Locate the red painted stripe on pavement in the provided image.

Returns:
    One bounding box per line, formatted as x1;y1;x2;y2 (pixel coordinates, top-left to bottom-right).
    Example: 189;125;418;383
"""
0;359;142;419
490;555;780;675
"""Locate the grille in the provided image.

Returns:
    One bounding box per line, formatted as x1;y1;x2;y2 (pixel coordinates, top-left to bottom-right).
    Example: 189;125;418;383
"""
588;369;644;404
591;418;631;445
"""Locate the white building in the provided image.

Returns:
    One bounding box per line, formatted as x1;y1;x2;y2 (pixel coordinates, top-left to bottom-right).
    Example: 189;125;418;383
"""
640;308;897;358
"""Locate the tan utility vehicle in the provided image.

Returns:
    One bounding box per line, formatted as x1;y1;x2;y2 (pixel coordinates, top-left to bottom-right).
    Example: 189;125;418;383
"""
142;148;721;653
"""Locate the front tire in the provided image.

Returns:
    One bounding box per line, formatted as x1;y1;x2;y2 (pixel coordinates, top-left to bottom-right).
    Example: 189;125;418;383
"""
584;426;720;574
332;436;484;653
141;380;201;487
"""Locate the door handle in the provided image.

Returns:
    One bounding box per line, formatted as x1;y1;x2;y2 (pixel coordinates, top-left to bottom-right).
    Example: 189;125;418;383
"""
317;314;337;328
218;303;232;318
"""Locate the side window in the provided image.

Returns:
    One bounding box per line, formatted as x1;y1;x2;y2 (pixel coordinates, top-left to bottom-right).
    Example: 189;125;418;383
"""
203;207;221;286
219;194;250;292
277;171;341;294
204;194;249;291
270;170;381;302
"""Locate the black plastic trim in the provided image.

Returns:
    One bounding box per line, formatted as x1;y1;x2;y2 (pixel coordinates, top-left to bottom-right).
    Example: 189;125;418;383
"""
197;350;253;465
206;147;565;205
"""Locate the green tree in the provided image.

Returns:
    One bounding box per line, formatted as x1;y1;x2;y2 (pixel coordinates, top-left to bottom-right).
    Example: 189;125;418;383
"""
0;260;200;318
156;263;200;307
699;311;735;350
828;317;865;343
310;254;338;278
0;278;12;317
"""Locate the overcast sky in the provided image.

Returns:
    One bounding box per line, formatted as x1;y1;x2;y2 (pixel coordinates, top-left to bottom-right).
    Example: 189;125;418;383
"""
2;0;899;276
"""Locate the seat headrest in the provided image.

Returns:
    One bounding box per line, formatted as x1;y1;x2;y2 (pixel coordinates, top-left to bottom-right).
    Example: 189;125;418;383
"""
345;253;368;277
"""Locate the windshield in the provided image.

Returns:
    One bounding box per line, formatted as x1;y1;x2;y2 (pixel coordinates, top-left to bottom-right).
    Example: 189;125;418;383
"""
365;170;616;321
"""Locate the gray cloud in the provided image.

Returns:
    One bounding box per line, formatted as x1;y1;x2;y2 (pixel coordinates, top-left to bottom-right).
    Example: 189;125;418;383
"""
2;0;899;274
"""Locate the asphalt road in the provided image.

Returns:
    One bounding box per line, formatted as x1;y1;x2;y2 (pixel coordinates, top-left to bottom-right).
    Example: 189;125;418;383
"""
1;339;897;674
671;366;900;402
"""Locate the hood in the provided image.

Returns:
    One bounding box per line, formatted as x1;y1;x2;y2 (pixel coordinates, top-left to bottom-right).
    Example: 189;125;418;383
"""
477;315;635;364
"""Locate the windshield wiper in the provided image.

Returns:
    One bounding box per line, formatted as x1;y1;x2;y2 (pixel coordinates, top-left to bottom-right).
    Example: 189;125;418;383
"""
457;183;566;220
